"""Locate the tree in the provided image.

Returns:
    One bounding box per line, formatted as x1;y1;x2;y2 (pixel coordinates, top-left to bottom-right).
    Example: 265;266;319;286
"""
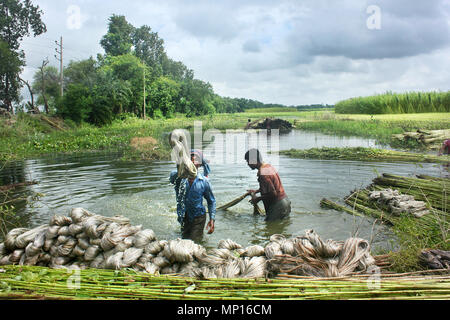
180;79;215;116
132;25;166;79
57;71;132;126
100;54;149;116
57;83;92;124
148;76;180;118
94;69;132;116
19;75;37;113
100;15;134;57
32;62;60;114
0;0;46;112
162;56;194;82
64;57;98;87
211;94;227;113
0;39;23;112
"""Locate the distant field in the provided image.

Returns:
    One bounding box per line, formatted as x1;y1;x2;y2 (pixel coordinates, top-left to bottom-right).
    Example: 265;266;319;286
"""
236;109;450;123
243;107;334;114
312;111;450;122
243;107;299;113
335;91;450;114
291;111;450;148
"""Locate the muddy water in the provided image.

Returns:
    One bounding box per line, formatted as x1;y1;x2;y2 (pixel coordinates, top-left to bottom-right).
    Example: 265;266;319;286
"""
1;130;446;250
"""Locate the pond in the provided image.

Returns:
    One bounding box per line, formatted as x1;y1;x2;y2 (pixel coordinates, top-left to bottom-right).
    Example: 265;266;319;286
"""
1;130;446;251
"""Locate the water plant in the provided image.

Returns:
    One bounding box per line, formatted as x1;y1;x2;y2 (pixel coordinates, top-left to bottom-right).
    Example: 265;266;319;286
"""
280;147;450;163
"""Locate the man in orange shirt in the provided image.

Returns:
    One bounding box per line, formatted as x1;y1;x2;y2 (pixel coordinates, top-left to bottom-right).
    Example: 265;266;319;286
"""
245;149;291;221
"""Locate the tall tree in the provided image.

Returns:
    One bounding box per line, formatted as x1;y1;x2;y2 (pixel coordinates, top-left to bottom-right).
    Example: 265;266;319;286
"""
0;0;46;112
180;79;215;116
132;25;166;77
0;39;23;112
148;76;180;118
100;54;149;116
162;56;194;82
32;62;60;114
100;15;134;57
94;69;132;116
64;57;98;87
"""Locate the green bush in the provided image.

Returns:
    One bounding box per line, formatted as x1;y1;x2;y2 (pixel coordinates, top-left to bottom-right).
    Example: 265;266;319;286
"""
57;84;93;124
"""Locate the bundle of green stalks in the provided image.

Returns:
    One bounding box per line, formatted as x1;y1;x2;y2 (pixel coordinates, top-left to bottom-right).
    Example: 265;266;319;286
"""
0;265;449;300
321;174;449;272
280;147;450;164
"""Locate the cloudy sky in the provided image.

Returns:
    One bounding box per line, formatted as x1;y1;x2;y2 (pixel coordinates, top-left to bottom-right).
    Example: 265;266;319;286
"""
19;0;450;106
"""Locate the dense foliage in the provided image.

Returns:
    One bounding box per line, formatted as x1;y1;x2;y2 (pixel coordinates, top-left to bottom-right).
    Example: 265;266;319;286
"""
0;2;296;125
0;0;46;112
335;91;450;114
24;13;294;125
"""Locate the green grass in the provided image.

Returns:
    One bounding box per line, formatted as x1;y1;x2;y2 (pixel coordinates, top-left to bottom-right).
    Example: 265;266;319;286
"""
335;91;450;114
1;110;450;162
293;113;450;148
0;113;249;162
244;107;299;113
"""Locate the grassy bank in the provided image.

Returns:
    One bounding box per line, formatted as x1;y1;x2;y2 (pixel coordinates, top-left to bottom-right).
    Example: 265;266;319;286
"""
238;109;450;149
1;111;450;162
292;112;450;149
0;265;449;300
0;113;248;162
216;111;450;150
280;147;450;164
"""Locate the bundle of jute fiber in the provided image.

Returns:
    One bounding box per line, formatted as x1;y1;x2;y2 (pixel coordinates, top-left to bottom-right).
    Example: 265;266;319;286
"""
0;208;159;272
369;189;429;218
266;229;376;278
0;208;377;279
169;129;197;180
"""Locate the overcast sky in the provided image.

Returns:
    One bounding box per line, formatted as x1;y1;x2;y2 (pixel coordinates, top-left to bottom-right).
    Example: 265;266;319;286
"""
19;0;450;106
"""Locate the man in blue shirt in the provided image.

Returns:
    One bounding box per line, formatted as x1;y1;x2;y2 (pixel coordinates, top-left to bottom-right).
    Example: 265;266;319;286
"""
169;151;216;241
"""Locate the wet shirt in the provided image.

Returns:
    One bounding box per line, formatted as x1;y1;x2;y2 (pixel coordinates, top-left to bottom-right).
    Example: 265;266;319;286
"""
257;163;287;211
184;173;216;222
170;170;187;225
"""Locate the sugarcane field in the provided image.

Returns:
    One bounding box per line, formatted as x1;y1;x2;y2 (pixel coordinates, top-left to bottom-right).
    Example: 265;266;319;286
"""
1;1;450;308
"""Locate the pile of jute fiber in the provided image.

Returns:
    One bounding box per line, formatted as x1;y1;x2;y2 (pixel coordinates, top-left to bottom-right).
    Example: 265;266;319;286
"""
0;208;377;279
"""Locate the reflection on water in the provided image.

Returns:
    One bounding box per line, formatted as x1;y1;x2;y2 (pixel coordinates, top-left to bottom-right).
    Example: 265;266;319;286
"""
1;130;447;251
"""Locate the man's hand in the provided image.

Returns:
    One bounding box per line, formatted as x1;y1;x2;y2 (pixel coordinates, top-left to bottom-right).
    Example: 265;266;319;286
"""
206;220;215;234
249;193;261;205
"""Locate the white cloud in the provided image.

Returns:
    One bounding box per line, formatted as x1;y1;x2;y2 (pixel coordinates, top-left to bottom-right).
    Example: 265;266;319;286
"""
17;0;450;105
